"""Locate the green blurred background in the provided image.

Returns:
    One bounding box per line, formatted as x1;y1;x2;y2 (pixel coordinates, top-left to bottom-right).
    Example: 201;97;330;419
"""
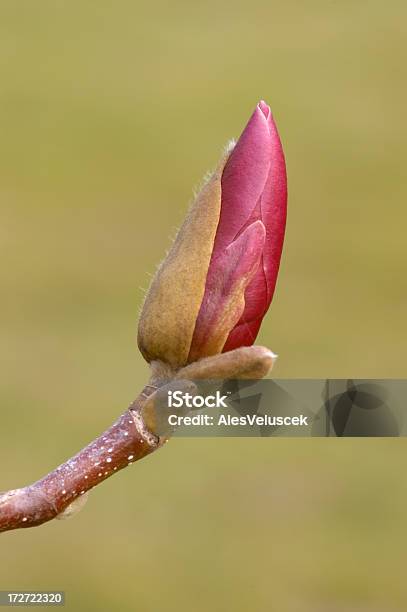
1;1;406;610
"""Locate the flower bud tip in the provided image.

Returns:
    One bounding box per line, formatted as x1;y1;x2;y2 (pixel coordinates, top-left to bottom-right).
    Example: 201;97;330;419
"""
258;100;271;118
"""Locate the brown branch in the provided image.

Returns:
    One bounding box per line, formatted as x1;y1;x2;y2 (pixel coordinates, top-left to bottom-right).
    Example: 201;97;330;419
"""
0;347;274;534
0;385;159;533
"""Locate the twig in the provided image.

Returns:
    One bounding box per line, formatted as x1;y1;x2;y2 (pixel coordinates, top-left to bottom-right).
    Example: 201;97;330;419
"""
0;347;274;534
0;385;159;533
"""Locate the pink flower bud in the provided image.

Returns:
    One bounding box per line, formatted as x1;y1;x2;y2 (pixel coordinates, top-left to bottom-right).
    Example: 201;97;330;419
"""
138;101;287;368
188;100;287;360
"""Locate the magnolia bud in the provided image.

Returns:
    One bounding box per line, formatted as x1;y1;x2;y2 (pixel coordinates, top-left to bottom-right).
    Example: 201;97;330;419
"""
138;101;287;369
